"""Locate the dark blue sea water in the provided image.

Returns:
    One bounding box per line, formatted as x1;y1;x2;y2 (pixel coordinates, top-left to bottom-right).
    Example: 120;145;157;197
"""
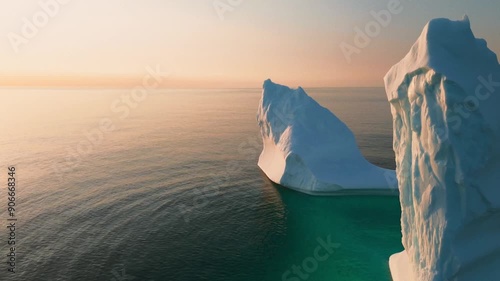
0;87;402;281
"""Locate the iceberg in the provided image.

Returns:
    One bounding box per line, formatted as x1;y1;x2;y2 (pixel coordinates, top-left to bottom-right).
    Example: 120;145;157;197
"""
385;16;500;281
257;79;396;194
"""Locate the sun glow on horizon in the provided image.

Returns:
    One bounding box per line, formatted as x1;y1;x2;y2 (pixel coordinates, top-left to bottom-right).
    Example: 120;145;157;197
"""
1;0;499;88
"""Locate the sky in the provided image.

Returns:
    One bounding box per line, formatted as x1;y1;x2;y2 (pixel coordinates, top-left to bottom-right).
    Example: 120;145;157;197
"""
0;0;499;88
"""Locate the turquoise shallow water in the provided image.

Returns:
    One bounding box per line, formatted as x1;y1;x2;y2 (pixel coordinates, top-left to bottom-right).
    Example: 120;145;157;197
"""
0;87;402;281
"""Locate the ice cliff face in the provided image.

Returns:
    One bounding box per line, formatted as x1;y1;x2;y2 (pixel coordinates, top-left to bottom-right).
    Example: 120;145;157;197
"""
257;79;395;194
385;16;500;281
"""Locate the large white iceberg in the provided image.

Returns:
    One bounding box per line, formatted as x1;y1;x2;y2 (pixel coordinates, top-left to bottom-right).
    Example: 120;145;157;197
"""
257;79;395;194
385;16;500;281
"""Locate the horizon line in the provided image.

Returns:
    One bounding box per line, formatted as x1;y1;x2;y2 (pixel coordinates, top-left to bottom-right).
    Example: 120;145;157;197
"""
0;85;386;90
0;75;385;89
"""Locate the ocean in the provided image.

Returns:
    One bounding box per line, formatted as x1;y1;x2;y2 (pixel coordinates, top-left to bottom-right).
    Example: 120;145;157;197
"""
0;87;402;281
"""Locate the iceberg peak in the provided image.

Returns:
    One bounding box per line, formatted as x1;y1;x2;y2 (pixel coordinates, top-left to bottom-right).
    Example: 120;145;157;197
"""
263;78;274;88
462;14;469;23
384;16;499;98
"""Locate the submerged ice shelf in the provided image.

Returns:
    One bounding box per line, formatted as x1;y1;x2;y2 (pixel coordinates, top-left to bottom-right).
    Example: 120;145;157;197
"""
257;79;395;194
386;16;500;281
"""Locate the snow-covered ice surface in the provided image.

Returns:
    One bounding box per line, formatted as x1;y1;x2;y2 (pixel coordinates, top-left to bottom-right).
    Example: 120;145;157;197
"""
385;16;500;281
257;79;396;195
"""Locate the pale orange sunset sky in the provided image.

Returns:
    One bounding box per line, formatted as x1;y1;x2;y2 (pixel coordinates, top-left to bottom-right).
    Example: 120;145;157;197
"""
1;0;499;88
